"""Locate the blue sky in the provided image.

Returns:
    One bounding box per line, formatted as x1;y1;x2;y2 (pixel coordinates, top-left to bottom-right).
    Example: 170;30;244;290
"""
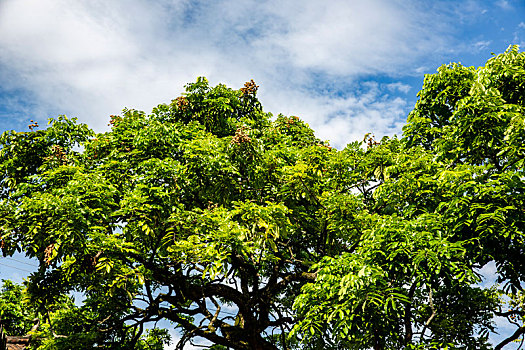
0;0;525;348
0;0;524;147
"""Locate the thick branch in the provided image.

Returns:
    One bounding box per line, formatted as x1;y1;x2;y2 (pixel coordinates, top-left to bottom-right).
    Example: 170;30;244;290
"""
495;325;525;350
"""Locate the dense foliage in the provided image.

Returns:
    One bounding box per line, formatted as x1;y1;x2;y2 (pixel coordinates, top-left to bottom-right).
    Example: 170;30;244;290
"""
0;46;524;349
0;279;36;336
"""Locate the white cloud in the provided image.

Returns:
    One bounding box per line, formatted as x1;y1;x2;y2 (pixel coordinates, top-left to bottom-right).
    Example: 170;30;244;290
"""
385;82;412;94
474;40;492;51
496;0;512;10
514;22;525;48
259;0;450;76
0;0;471;145
477;261;498;287
261;81;410;148
0;0;219;130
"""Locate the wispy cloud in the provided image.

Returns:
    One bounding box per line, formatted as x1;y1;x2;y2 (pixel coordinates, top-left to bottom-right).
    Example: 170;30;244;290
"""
514;22;525;47
474;40;492;51
496;0;512;10
261;81;410;147
0;0;504;146
259;0;451;76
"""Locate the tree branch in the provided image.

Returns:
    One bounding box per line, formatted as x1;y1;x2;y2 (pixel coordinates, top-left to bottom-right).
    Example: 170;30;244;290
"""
495;325;525;350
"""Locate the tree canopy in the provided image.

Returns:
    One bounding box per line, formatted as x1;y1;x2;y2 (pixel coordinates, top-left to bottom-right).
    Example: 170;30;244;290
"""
0;46;524;349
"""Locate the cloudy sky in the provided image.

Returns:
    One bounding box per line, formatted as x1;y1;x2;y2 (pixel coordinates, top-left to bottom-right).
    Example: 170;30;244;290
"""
0;0;524;148
0;0;524;348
